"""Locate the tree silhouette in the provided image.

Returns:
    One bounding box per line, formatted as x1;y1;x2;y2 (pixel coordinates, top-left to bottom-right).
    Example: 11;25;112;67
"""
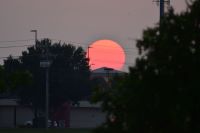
93;1;200;133
4;39;90;118
0;59;32;94
0;65;6;91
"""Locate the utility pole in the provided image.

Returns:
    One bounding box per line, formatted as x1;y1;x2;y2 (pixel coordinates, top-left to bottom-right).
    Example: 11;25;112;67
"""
153;0;170;21
160;0;165;19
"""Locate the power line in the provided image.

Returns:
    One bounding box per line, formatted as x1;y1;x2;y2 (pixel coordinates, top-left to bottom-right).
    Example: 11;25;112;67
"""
0;38;138;51
0;39;34;43
0;44;33;49
0;43;137;56
0;53;135;64
0;56;21;60
85;44;137;50
51;39;137;50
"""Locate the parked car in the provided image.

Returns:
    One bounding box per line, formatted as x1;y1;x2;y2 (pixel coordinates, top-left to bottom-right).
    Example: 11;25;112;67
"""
24;119;57;128
24;120;32;128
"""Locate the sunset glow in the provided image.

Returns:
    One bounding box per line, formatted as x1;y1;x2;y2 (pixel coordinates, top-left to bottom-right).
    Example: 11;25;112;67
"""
87;40;126;70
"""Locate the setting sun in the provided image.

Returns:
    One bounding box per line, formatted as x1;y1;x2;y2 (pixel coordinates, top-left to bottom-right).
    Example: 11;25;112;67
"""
87;40;126;70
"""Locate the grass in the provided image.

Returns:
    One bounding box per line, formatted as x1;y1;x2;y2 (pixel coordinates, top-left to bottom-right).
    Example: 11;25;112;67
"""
0;128;92;133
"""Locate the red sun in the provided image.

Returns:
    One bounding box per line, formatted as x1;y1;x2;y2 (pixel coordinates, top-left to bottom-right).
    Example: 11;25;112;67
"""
87;40;126;70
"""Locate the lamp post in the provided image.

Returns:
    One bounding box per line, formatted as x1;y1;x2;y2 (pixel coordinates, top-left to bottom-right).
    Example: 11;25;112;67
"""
31;31;50;129
30;30;39;125
40;39;51;129
40;60;50;129
87;46;92;63
30;30;37;45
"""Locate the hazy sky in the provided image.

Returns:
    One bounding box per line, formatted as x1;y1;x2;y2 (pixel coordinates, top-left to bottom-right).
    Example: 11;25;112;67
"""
0;0;186;71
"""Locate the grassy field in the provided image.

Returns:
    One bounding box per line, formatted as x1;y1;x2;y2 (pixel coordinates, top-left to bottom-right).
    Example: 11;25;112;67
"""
0;128;92;133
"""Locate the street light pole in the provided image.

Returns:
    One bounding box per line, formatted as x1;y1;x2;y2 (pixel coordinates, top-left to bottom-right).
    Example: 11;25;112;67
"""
40;59;50;129
31;31;50;129
87;46;92;62
45;66;49;129
30;30;38;125
30;30;37;45
40;40;51;130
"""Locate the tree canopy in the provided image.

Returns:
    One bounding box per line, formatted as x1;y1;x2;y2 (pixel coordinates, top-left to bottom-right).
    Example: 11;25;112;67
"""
0;65;6;91
0;63;32;94
93;1;200;133
4;39;90;112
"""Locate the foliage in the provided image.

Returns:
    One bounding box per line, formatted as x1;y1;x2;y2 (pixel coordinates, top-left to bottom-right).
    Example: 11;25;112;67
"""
3;39;90;112
0;62;32;93
0;65;6;91
93;1;200;133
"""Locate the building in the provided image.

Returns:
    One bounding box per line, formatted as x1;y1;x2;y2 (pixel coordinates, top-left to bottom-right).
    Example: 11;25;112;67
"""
0;99;105;128
70;101;105;128
91;67;125;80
0;67;125;128
0;98;33;128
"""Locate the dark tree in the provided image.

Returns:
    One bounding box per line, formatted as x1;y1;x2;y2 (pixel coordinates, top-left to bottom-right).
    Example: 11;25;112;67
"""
4;39;90;118
0;65;6;91
0;58;32;94
93;1;200;133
